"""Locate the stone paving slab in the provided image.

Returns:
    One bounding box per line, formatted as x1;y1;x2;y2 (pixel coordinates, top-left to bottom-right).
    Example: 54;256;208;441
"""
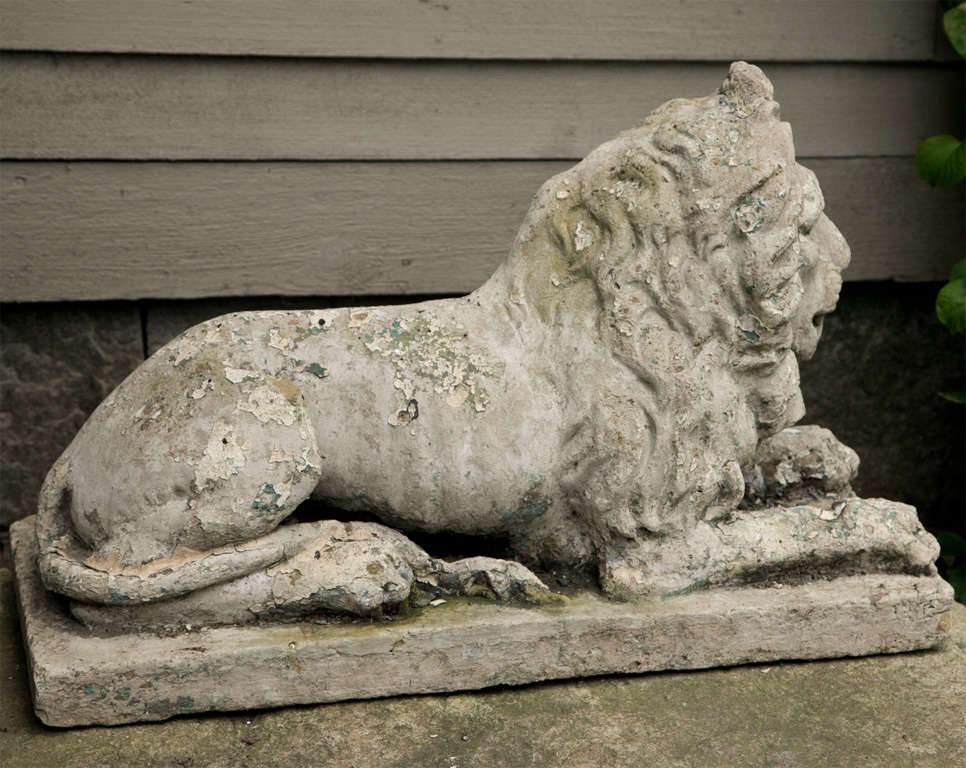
1;564;964;767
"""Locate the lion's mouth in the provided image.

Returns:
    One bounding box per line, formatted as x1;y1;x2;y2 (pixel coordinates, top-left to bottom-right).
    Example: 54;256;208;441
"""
791;314;823;359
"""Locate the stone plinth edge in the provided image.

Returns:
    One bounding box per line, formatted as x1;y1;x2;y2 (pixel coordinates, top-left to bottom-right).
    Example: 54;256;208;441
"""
10;516;953;727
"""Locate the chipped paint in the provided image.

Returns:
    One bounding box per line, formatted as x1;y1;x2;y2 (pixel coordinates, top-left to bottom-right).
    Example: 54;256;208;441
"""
294;446;319;472
574;220;594;252
361;311;503;419
236;384;299;426
270;378;301;404
193;420;248;490
224;366;259;384
168;336;201;367
251;481;292;514
188;379;213;400
303;362;328;378
269;447;294;463
268;327;294;354
348;310;371;328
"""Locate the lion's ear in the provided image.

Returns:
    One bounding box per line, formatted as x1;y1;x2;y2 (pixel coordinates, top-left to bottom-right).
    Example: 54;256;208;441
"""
720;62;776;117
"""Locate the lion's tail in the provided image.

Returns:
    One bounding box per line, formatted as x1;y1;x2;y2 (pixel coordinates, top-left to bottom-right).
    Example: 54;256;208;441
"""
32;448;112;602
35;451;296;605
34;451;142;605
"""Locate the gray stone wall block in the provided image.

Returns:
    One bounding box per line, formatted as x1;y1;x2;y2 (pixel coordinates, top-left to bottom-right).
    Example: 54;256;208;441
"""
0;302;143;526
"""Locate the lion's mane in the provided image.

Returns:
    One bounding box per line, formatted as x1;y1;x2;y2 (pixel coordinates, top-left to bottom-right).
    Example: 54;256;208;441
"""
492;63;848;577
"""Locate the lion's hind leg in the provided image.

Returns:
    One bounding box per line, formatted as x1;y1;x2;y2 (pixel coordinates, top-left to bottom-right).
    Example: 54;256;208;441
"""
69;522;561;631
36;452;324;606
36;381;325;605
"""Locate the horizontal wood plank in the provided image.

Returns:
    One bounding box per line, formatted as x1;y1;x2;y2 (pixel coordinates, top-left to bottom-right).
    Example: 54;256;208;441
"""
1;158;960;302
0;55;961;160
0;1;943;62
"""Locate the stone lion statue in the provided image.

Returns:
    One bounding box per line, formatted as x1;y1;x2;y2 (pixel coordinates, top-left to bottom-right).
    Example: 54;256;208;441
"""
35;63;938;629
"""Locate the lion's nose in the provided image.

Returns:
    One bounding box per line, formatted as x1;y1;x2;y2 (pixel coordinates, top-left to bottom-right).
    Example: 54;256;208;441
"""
814;214;851;271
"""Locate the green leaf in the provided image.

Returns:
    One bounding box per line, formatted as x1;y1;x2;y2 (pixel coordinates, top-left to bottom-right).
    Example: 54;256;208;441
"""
944;2;966;59
952;258;966;282
937;277;966;333
936;530;966;557
916;135;966;187
939;389;966;403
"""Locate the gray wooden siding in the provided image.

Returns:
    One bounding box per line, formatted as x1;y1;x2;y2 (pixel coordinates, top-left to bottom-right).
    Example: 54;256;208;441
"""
1;57;961;160
0;2;962;303
2;158;962;302
0;1;951;61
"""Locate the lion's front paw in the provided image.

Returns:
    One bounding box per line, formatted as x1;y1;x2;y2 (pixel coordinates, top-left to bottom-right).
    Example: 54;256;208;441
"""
597;541;712;600
743;424;859;506
598;561;654;600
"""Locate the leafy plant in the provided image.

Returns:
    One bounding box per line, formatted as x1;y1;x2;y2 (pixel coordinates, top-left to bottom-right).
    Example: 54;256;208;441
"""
936;259;966;334
916;135;965;187
918;4;966;403
944;0;966;55
915;3;966;187
917;5;965;601
937;258;965;403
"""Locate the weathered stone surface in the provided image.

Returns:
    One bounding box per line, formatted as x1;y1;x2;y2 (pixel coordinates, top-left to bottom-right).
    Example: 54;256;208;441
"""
0;302;143;527
144;295;423;356
67;519;556;632
10;517;952;727
743;424;859;506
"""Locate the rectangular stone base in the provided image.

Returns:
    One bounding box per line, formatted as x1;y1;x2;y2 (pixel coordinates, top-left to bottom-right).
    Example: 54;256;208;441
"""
10;516;953;727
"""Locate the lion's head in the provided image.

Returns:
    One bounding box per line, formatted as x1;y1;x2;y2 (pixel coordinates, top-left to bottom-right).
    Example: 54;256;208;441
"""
496;62;850;551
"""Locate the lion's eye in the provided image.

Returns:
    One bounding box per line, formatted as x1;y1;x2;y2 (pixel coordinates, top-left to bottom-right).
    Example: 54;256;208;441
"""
798;217;818;236
703;233;728;258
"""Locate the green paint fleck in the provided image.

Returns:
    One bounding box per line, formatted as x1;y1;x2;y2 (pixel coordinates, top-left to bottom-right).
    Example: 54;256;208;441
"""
252;484;285;514
661;578;709;600
498;480;550;523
